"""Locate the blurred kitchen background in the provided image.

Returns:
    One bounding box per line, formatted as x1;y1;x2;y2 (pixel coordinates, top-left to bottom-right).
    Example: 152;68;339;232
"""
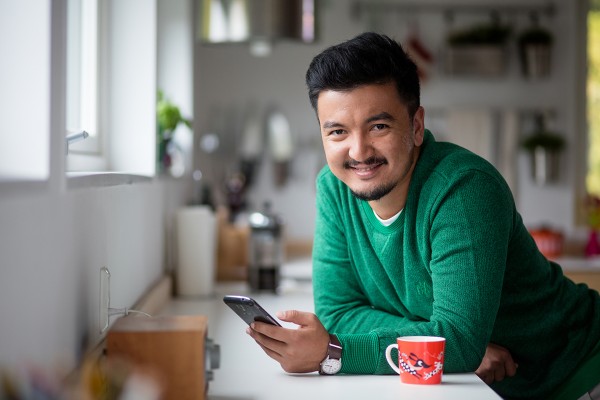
194;0;583;244
1;0;600;393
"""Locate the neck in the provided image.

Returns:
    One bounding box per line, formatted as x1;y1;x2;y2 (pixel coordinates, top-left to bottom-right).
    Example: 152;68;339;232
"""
368;146;420;219
369;189;408;220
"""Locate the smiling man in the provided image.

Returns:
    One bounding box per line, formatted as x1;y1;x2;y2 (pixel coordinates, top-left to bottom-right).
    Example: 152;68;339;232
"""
246;32;600;399
317;83;422;218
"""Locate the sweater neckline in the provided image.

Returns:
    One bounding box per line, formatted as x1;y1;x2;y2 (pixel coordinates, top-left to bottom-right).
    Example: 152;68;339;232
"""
360;200;405;233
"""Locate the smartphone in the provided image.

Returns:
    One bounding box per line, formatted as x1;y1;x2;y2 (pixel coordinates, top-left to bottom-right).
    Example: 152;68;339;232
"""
223;295;282;326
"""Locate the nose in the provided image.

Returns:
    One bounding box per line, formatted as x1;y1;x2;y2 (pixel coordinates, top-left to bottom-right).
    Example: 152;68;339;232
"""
348;131;373;162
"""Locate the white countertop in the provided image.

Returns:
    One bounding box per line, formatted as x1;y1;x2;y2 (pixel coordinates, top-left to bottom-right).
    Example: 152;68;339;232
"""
555;256;600;271
161;282;501;400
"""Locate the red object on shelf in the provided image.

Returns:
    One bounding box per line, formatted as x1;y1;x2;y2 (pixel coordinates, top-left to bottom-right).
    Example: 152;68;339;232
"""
585;230;600;258
529;227;564;259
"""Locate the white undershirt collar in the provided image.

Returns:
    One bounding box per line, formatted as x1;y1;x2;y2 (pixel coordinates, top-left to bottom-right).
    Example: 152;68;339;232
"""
373;208;403;226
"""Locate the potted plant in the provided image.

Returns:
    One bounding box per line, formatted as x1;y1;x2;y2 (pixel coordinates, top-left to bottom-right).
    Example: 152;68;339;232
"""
517;24;553;78
156;90;192;174
445;21;511;77
520;113;565;185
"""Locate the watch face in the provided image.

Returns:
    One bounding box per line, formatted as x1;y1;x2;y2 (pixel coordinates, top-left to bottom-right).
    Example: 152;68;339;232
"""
321;358;342;374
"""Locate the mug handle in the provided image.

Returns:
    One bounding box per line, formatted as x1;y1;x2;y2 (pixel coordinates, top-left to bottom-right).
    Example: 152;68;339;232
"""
385;343;400;374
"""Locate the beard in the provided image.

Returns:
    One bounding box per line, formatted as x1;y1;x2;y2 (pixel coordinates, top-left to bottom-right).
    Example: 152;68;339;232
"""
350;181;397;201
344;156;397;201
345;137;419;201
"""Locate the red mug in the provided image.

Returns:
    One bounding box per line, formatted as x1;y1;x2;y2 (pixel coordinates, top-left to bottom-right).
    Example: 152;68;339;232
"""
385;336;445;384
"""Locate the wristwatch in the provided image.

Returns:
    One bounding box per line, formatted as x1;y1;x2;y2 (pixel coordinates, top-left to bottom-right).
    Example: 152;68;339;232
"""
319;334;342;375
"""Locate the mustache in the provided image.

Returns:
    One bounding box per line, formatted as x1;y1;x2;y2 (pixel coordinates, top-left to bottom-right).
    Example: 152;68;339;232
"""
344;156;388;169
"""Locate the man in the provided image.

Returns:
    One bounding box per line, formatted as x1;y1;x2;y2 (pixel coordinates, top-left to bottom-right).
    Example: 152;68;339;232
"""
246;32;600;399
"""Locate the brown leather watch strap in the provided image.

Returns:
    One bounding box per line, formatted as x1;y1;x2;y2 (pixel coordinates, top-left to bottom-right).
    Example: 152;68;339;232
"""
319;333;343;375
328;334;342;359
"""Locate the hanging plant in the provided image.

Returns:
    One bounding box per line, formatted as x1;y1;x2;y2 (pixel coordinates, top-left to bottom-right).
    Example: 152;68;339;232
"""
520;131;565;152
518;26;553;47
446;22;511;46
517;14;554;78
444;20;511;77
520;113;565;185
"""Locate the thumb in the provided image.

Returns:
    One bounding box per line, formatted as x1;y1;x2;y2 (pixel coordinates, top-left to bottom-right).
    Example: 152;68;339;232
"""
276;310;318;326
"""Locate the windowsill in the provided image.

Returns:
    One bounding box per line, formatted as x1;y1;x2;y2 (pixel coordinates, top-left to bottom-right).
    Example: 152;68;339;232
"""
0;177;50;198
0;172;185;198
67;171;153;189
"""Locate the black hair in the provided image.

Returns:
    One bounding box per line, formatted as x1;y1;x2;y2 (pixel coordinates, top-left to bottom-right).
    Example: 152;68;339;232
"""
305;32;420;118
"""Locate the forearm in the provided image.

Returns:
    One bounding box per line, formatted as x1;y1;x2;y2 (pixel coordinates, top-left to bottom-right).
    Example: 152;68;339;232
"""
317;301;486;374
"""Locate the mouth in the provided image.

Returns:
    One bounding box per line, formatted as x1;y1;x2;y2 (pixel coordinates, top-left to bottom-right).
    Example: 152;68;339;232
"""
344;157;387;177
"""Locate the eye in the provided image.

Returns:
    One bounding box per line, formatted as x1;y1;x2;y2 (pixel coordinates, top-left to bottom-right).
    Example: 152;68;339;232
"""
328;129;345;136
372;123;388;131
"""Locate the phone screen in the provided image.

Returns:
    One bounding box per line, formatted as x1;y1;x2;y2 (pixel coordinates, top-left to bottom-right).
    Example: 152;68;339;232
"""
223;295;281;326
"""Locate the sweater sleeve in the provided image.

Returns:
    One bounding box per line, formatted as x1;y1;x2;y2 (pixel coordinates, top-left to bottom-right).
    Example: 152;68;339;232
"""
313;167;515;374
422;169;513;371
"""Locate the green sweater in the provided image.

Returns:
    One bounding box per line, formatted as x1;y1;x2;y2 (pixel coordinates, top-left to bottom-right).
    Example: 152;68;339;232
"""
312;130;600;399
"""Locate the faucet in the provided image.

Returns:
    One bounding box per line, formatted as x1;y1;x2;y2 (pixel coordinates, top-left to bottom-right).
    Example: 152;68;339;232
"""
65;131;89;154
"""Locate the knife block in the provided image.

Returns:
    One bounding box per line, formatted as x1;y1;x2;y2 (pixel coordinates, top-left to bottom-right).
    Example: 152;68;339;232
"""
106;315;209;400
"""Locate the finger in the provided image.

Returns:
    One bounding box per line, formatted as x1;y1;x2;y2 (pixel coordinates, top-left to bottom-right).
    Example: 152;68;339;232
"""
476;371;493;385
493;365;506;382
276;310;319;326
504;358;518;377
247;325;287;352
255;339;283;361
249;321;291;343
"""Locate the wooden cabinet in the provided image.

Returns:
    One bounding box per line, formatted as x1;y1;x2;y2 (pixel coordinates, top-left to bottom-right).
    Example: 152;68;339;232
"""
107;315;210;400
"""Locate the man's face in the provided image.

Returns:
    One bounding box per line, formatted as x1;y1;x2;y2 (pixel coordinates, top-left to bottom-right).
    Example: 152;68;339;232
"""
317;82;424;209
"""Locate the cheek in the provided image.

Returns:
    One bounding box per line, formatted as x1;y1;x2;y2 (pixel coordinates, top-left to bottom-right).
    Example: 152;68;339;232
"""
322;144;349;175
323;140;344;159
396;134;415;152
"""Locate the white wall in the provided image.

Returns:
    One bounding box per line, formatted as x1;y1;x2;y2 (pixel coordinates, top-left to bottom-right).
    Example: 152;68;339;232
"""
0;0;194;371
106;0;157;175
0;179;189;368
0;1;50;180
194;0;584;240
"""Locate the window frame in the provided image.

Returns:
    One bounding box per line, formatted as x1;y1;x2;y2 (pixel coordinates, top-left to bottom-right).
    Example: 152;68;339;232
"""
65;0;104;162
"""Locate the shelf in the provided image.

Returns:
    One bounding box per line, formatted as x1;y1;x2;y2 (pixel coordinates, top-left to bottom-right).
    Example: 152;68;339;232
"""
351;1;556;19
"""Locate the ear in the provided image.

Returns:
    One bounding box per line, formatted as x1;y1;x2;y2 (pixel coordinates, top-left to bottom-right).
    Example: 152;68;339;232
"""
412;106;425;146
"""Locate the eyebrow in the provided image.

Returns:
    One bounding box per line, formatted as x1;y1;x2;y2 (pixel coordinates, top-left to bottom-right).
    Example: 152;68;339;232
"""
366;112;395;124
322;120;344;130
322;112;395;130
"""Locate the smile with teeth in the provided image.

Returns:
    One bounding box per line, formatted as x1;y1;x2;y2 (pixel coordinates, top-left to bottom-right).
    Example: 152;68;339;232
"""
355;164;378;171
350;162;384;177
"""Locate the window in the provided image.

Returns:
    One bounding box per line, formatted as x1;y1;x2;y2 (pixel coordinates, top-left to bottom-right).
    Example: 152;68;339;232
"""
587;0;600;195
66;0;99;149
66;0;158;176
3;0;182;182
66;0;106;171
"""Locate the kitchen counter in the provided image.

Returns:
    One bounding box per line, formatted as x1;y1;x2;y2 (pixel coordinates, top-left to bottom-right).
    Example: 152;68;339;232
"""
160;281;501;400
557;256;600;269
557;257;600;292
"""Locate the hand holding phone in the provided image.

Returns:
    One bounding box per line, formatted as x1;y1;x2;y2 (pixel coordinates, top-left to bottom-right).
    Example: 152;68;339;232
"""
223;295;282;326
